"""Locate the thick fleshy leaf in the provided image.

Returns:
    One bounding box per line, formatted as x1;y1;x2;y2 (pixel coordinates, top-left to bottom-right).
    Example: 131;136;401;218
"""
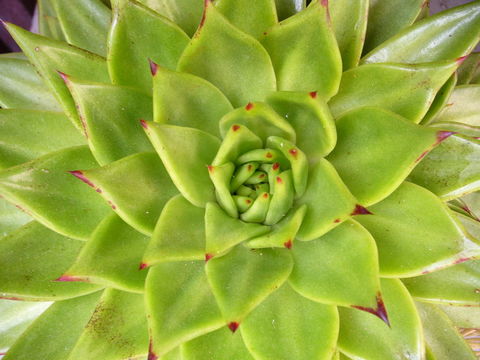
408;135;480;200
38;0;65;40
363;0;423;53
205;202;270;256
439;304;480;328
290;220;380;310
460;192;480;220
329;61;458;123
274;0;305;20
362;1;480;64
416;302;477;360
261;0;341;98
402;259;480;306
152;66;233;137
143;195;205;266
3;292;101;360
431;121;480;141
0;198;31;237
266;91;337;161
457;52;480;85
0;146;111;240
327;107;443;206
145;261;224;358
5;23;110;131
50;0;110;56
433;85;480;127
356;182;480;277
0;222;101;301
421;73;457;125
213;125;263;166
76;152;177;235
68;289;149;360
108;0;189;93
65;214;148;293
66;78;154;165
329;0;368;69
338;279;424;360
206;245;293;325
296;159;357;241
242;283;338;360
0;55;60;111
216;0;277;38
177;0;276;107
0;109;85;169
182;326;254;360
143;122;220;207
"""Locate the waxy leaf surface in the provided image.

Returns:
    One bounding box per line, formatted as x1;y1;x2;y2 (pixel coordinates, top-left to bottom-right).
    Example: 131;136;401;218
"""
421;73;457;125
0;197;31;237
439;304;480;328
434;85;480;127
274;0;305;20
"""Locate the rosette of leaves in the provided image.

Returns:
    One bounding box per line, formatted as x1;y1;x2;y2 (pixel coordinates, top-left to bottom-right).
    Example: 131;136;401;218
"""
1;0;480;359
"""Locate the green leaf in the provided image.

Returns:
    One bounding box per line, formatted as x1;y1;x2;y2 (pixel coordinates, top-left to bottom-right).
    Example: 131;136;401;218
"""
0;56;61;111
274;0;305;20
65;214;148;293
3;292;101;360
433;85;480;127
416;302;477;360
206;245;293;324
205;202;270;256
362;1;480;64
5;23;110;131
67;289;149;360
261;0;341;98
327;107;441;206
0;197;31;237
290;220;381;309
145;261;224;357
76;152;177;235
296;159;357;241
50;0;110;56
38;0;65;39
430;121;480;140
356;182;480;277
108;0;189;93
213;125;263;166
177;0;276;107
208;163;237;217
363;0;423;53
329;0;368;69
329;61;458;123
182;326;254;360
438;304;480;328
0;109;85;169
0;146;111;240
457;52;480;85
408;135;480;200
338;279;424;360
66;78;154;165
421;73;457;125
143;122;221;207
266;91;337;161
402;259;480;306
264;170;295;225
152;66;233;137
459;192;480;220
143;195;205;266
216;0;277;39
242;283;338;360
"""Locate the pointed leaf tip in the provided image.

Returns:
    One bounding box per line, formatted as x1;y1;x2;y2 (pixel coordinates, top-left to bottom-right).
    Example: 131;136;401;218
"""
436;130;455;143
228;321;240;333
149;59;158;76
245;102;254;111
205;253;214;262
140;119;149;129
57;71;70;83
351;204;373;216
456;55;468;65
284;239;293;249
309;91;317;99
139;262;149;270
352;293;390;327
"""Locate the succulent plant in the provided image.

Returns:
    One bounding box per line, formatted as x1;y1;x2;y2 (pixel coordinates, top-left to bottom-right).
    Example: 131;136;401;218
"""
1;0;480;359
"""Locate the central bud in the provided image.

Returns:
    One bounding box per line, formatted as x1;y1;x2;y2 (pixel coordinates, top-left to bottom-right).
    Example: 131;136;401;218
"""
208;123;308;225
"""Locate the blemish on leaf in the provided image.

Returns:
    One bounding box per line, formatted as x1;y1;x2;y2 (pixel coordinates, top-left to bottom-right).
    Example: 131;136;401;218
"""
139;262;148;270
352;293;390;327
289;149;298;158
205;253;214;262
246;199;252;204
475;289;480;294
266;152;273;158
232;124;241;132
55;274;83;282
247;164;253;171
284;239;292;249
334;218;341;223
140;119;149;129
149;59;158;76
272;162;280;170
263;193;269;199
351;204;373;216
228;321;240;333
259;173;266;178
245;102;254;111
108;201;117;210
276;176;283;184
309;91;317;99
321;0;328;7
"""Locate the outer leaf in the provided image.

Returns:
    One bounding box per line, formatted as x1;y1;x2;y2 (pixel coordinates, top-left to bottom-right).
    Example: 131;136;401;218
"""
241;283;339;360
0;222;101;301
261;0;341;98
408;135;480;200
338;279;424;360
433;85;480;127
402;259;480;306
362;1;480;64
460;191;480;220
0;109;85;169
457;52;480;85
0;146;111;240
65;214;148;293
206;245;293;325
274;0;305;20
38;0;65;39
3;292;101;360
0;198;31;237
67;289;149;360
439;304;480;328
177;0;276;107
421;73;457;125
327;107;443;206
296;159;357;241
142;122;220;207
108;0;189;93
76;152;177;235
66;78;154;165
0;55;61;111
329;61;458;123
145;261;224;357
356;182;480;277
153;66;233;137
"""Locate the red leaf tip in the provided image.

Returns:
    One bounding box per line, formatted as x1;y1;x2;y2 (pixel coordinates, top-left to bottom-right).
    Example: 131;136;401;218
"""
352;293;390;327
351;204;372;216
284;239;292;249
139;262;149;270
55;274;82;282
232;124;241;132
149;59;158;76
245;102;254;111
456;55;468;65
140;119;149;129
436;131;455;143
69;170;96;188
148;341;158;360
321;0;328;6
309;91;317;99
57;71;69;83
228;321;240;333
272;162;280;170
205;253;214;262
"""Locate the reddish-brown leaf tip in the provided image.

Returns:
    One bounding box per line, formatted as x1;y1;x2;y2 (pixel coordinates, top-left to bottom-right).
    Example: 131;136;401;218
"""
352;293;390;327
228;321;240;333
284;239;292;249
57;71;70;83
272;162;280;170
246;199;252;204
205;253;214;262
148;340;158;360
436;131;455;144
334;218;341;223
149;59;158;76
289;148;298;158
207;165;214;173
351;204;373;216
309;91;317;99
140;119;149;129
266;152;273;158
276;176;283;184
139;262;149;270
69;170;96;188
232;124;241;132
55;274;82;282
262;193;269;199
245;102;254;111
199;0;212;29
456;55;468;65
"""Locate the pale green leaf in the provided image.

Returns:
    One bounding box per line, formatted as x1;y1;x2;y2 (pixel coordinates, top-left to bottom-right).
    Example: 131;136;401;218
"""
457;52;480;85
433;85;480;127
421;73;457;125
438;304;480;328
0;198;31;237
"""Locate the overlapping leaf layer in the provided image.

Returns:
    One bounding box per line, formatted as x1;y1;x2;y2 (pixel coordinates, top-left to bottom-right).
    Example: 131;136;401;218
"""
1;0;480;359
